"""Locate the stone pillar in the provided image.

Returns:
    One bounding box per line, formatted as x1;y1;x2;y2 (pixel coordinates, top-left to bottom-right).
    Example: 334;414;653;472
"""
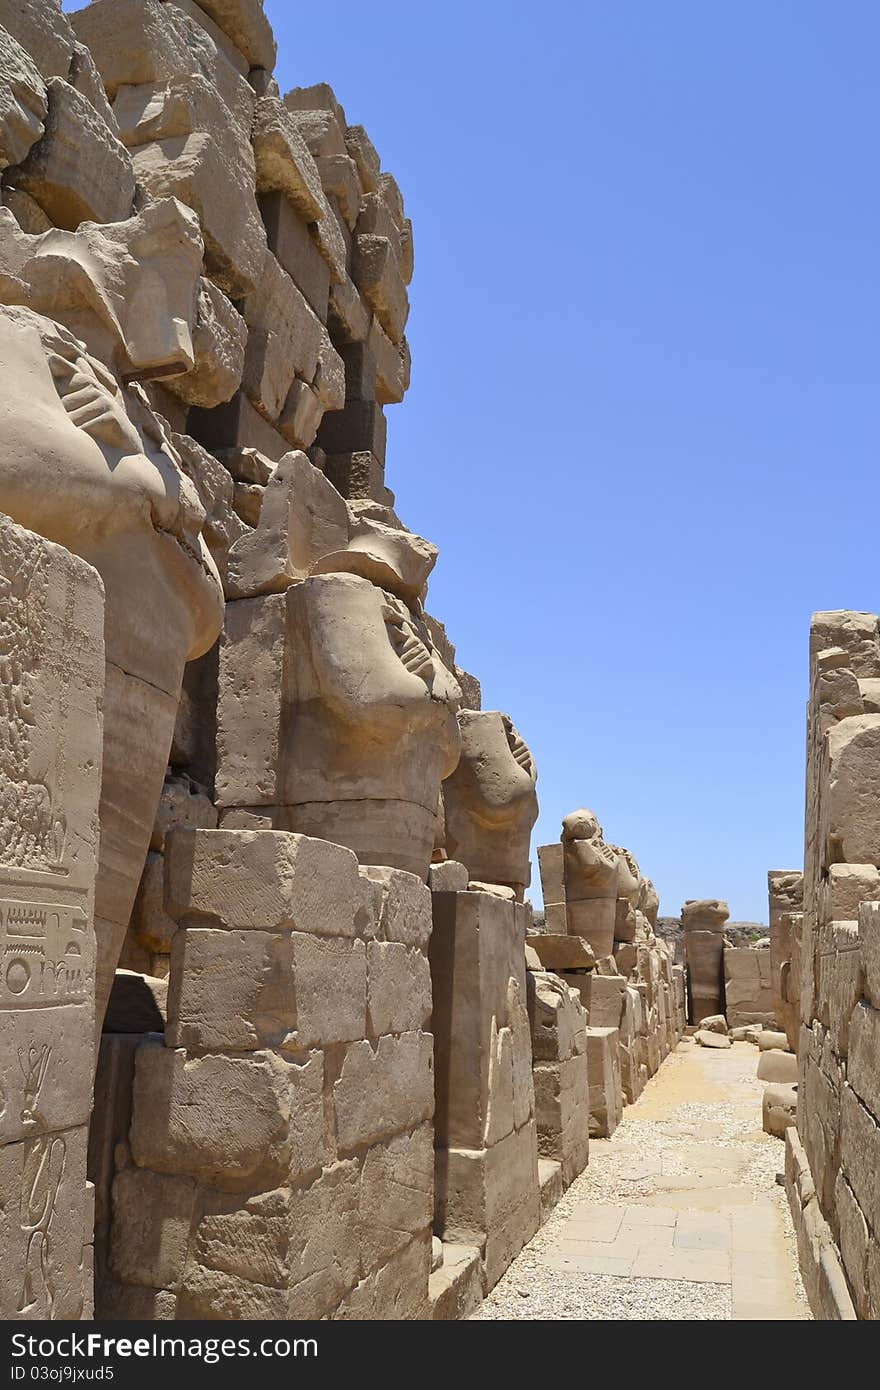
537;842;565;933
723;944;776;1027
768;869;803;1050
526;970;589;1187
0;517;104;1320
430;889;540;1291
682;898;729;1022
98;828;435;1320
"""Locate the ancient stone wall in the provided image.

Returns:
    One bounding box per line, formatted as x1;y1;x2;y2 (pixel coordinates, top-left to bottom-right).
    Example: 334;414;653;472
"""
723;943;775;1028
0;513;104;1320
785;610;880;1318
97;828;435;1319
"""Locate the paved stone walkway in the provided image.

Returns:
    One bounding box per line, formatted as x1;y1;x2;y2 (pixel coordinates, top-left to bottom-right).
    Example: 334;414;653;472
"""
474;1037;811;1319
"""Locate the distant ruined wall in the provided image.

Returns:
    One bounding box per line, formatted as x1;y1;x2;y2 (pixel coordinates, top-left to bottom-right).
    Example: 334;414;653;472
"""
786;611;880;1319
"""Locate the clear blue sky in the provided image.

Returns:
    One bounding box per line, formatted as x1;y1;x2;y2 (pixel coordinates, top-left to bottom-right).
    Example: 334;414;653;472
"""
65;2;880;921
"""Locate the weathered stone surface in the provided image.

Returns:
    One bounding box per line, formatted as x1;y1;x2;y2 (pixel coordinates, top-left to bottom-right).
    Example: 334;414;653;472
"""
166;827;367;934
429;1242;483;1321
762;1081;798;1138
562;810;620;957
188;0;276;68
110;1166;194;1289
166;927;296;1051
165;277;246;409
359;1123;433;1273
0;24;46;171
131;127;265;298
435;1122;540;1291
0;0;77;82
757;1047;798;1081
241;250;323;422
367;940;431;1036
287;1161;360;1317
14;78;135;230
251;98;324;224
585;1026;622;1137
130;1042;325;1188
333;1031;433;1152
225;450;350;599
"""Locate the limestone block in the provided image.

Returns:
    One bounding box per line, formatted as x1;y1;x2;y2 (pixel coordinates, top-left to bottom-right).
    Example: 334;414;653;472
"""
434;1123;540;1291
429;1242;483;1321
332;1232;431;1321
259;190;330;318
177;1261;287;1319
0;25;46;171
428;860;469;893
847;999;880;1120
0;2;77;81
587;972;627;1028
242;249;323;421
250;96;324;223
532;1056;590;1185
359;1123;433;1274
536;839;561;906
344;124;379;191
378;171;405;229
527;970;585;1063
132;128;265;298
366;315;410;404
290;932;366;1048
351;233;408;343
823;923;863;1057
859;900;880;1009
2;185;50;232
0;1126;90;1319
14;78;135;230
762;1083;797;1138
225;451;350;599
811;610;880;677
356;191;403;251
367;940;431;1036
173;431;249;581
166;927;297;1050
685;927;725;1022
834;1171;870;1318
527;933;596;972
757;1048;798;1082
695;1026;731;1048
431;890;530;1148
190;1187;288;1293
164;0;248;74
313;512;437;606
214;593;284;804
287;1161;361;1317
362;866;432;949
109;1166;195;1289
328;275;371;344
315;154;360;229
71;0;202;98
585;1026;623;1137
277;379;321;449
839;1083;880;1226
165;828;367;935
724;945;776;1025
825;714;880;866
827;862;880;920
333;1031;434;1153
130;1042;326;1188
284;102;346;158
186;0;276;68
165;277;246;409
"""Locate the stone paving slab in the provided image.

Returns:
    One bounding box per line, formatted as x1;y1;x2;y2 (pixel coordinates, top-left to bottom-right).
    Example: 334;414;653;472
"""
474;1039;812;1320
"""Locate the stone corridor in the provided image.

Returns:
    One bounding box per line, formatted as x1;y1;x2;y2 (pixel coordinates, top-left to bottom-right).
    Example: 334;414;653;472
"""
474;1036;811;1320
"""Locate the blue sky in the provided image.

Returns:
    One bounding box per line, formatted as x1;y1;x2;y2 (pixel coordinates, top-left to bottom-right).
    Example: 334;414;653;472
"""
64;3;880;921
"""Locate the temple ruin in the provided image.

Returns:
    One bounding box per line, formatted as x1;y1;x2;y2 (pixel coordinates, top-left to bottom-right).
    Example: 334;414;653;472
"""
0;0;876;1325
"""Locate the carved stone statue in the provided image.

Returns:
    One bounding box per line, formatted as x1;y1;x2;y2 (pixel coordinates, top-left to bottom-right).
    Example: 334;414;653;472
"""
0;303;223;1030
441;710;538;900
561;809;620;957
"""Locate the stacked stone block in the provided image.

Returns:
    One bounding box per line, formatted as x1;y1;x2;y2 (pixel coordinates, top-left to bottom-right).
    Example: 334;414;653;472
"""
526;969;590;1184
723;944;775;1027
785;610;880;1318
430;888;541;1293
0;515;104;1320
98;827;436;1320
768;869;803;1050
